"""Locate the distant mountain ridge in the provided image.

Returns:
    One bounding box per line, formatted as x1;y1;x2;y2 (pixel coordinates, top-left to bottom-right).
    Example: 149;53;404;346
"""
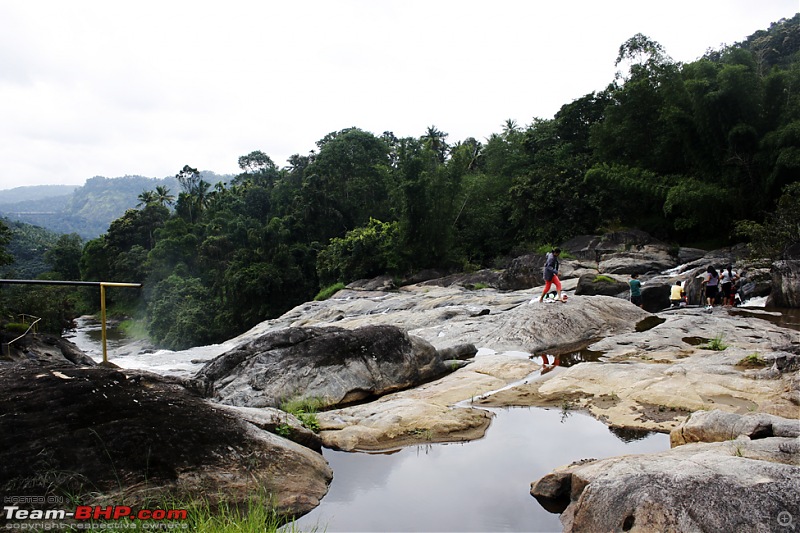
0;172;230;239
0;185;78;206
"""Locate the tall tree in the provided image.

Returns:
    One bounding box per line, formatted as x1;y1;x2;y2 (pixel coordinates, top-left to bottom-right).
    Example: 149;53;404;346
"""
44;233;83;280
0;220;13;268
154;185;175;207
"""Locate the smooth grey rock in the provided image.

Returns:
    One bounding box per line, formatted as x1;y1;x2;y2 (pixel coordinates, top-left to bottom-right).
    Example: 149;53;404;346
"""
194;324;452;408
671;409;800;447
767;260;800;308
575;273;629;296
598;249;678;275
532;436;800;532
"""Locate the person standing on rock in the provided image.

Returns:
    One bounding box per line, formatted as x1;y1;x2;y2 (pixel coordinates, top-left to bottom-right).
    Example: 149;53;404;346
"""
720;265;738;307
629;273;643;308
703;266;720;308
537;248;562;303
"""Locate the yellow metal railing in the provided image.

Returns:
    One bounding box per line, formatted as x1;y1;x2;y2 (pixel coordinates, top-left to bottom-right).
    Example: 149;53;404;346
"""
0;279;142;363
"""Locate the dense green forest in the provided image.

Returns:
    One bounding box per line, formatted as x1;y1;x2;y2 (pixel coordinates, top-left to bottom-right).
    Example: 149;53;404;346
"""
2;16;799;349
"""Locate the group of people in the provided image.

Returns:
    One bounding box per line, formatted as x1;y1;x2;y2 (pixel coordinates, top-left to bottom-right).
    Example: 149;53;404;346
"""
701;265;739;308
630;265;740;309
536;248;741;310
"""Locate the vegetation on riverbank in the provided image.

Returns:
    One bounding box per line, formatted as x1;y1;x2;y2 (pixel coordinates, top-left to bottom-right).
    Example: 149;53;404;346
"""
1;15;799;346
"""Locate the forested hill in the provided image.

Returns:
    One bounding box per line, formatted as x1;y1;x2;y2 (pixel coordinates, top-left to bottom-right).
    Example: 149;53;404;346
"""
1;14;799;350
0;173;227;239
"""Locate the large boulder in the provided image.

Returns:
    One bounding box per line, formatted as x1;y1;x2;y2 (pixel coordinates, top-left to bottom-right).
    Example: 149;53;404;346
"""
640;281;671;312
561;230;664;262
0;361;332;518
317;353;538;451
531;435;800;532
2;333;96;366
420;268;504;289
671;409;800;447
738;265;773;301
574;273;629;296
193;325;466;408
498;253;547;290
767;260;800;308
598;246;678;275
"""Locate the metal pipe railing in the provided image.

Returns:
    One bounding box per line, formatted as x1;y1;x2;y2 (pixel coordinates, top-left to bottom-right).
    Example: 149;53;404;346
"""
4;315;42;356
0;279;142;363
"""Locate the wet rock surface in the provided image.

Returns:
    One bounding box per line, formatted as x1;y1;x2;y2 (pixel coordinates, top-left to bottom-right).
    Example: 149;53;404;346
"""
476;307;800;431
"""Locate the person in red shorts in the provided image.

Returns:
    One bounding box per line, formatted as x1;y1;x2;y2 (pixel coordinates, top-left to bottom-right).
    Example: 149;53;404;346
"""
538;248;562;303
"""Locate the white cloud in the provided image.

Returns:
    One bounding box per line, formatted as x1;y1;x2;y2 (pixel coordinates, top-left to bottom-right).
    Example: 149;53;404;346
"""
0;0;797;190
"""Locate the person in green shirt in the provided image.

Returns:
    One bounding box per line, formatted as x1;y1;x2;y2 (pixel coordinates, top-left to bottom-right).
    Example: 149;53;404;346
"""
629;273;643;308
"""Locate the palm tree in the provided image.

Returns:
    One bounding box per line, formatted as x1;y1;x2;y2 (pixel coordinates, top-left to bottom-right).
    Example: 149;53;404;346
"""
502;119;520;138
422;125;449;163
137;190;156;207
154;185;175;207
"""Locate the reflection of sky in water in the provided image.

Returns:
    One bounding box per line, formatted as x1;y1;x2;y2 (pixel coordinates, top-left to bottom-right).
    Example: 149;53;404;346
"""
292;407;670;533
68;321;672;531
64;317;130;359
65;323;128;355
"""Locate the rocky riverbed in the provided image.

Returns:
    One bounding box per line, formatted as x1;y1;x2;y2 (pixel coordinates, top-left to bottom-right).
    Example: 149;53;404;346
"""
2;233;799;531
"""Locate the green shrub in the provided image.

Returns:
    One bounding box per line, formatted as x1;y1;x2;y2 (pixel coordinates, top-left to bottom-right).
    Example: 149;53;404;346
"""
4;322;31;334
316;218;401;286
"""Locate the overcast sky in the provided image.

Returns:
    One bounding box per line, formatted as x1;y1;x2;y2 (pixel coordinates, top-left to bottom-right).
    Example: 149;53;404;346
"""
1;1;797;191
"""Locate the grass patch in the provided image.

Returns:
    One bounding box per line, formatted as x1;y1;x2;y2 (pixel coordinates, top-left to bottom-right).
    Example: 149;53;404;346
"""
408;427;434;440
593;275;616;283
182;492;292;532
59;492;305;532
738;352;768;367
314;282;345;301
701;334;728;351
280;397;326;433
535;244;574;259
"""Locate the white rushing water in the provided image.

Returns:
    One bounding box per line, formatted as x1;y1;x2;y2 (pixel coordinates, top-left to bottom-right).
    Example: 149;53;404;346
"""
67;315;237;377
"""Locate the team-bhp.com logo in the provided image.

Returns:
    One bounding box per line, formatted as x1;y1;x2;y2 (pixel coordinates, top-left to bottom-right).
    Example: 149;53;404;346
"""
3;504;188;529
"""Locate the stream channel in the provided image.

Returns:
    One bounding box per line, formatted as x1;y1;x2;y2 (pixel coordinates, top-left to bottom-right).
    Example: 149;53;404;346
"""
67;318;670;532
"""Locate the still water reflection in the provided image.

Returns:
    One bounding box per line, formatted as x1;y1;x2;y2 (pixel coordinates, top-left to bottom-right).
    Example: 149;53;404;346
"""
63;316;129;359
291;407;669;532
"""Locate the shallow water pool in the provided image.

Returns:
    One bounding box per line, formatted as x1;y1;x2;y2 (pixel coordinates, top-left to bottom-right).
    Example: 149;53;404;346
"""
290;406;670;532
